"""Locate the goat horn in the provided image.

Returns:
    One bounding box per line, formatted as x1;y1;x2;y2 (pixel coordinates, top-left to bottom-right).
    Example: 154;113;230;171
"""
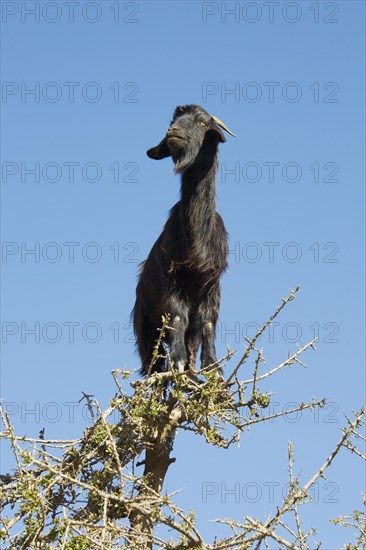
212;115;236;137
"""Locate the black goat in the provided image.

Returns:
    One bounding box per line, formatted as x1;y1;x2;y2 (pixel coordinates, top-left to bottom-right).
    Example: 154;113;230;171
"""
133;104;235;377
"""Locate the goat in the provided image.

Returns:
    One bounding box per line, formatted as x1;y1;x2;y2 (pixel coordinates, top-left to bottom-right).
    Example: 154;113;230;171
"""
133;104;235;378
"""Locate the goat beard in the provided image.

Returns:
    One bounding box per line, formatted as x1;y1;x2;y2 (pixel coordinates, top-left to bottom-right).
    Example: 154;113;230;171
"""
173;134;220;176
173;156;194;174
172;146;198;174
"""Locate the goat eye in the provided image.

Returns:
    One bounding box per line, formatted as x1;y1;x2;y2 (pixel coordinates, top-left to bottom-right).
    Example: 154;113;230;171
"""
199;121;207;127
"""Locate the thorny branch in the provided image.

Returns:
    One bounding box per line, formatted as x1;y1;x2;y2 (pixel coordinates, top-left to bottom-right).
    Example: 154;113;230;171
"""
1;287;364;548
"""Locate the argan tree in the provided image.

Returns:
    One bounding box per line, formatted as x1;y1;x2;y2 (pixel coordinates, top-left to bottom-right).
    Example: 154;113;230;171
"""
1;287;365;548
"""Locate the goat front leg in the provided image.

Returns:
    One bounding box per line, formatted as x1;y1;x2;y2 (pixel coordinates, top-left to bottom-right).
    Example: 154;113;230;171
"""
198;292;221;375
201;321;218;372
166;301;189;373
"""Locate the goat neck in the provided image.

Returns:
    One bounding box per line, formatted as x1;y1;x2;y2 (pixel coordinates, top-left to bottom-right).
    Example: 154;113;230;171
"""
180;137;218;222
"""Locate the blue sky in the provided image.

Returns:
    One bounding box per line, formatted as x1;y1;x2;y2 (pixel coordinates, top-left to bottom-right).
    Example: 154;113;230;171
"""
1;1;365;546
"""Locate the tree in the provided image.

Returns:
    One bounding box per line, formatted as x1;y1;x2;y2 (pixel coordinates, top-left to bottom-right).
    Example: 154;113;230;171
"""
1;287;365;549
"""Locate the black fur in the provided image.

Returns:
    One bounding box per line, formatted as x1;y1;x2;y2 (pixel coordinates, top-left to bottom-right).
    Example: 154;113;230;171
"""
133;105;230;377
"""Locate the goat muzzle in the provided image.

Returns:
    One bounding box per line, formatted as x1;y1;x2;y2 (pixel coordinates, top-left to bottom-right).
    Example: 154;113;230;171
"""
167;128;185;141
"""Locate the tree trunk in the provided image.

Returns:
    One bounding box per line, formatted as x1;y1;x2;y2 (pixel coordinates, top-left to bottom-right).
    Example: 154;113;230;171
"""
128;429;176;548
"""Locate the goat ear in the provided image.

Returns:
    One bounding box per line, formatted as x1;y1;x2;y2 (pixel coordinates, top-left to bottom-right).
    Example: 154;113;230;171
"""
209;126;226;143
147;138;171;160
